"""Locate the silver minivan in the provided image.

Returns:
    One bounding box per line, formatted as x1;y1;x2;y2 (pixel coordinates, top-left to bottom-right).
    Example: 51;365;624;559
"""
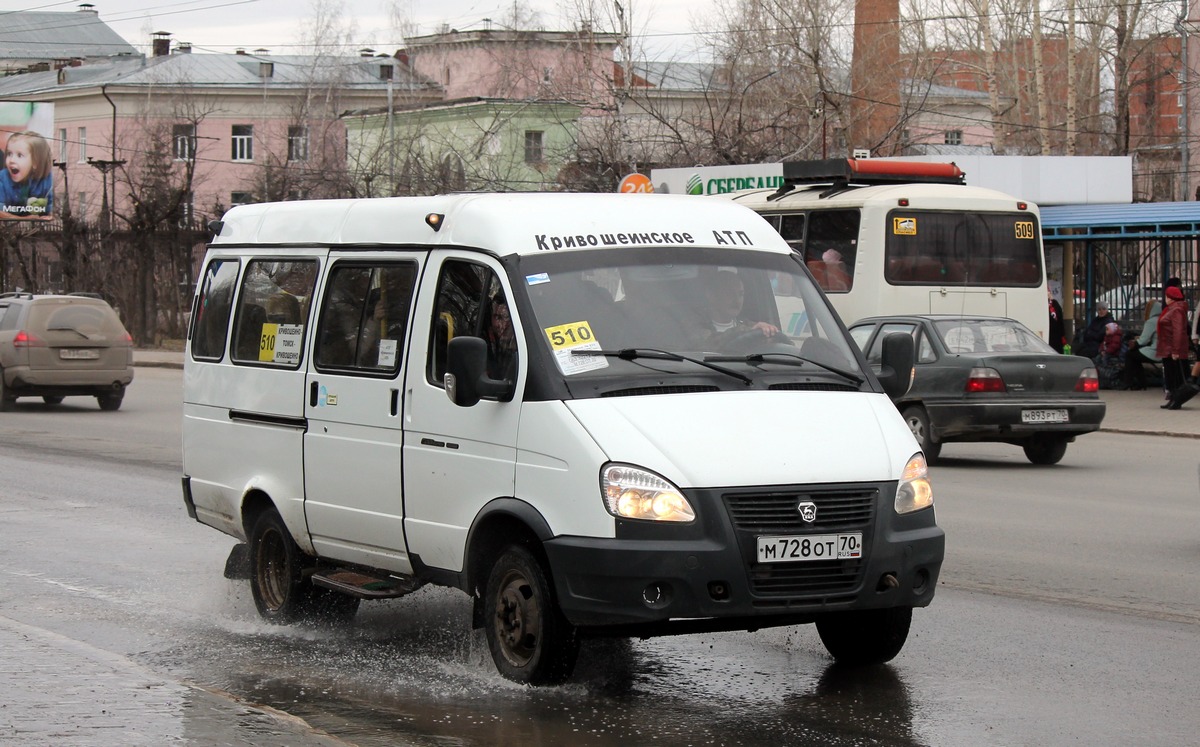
0;293;134;410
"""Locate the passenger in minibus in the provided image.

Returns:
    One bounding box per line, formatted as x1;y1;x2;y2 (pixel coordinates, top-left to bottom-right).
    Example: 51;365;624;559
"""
485;295;517;381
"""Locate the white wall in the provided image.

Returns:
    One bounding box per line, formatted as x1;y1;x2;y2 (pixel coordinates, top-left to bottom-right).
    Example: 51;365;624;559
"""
650;156;1134;206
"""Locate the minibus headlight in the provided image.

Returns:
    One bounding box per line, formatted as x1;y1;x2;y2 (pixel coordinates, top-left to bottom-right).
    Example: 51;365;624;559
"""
895;453;934;514
601;464;695;522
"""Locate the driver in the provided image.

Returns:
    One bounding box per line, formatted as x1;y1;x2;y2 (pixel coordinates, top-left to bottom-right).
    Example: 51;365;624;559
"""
700;270;780;346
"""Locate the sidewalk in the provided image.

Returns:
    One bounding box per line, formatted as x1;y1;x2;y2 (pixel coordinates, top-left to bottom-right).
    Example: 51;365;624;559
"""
135;349;1200;438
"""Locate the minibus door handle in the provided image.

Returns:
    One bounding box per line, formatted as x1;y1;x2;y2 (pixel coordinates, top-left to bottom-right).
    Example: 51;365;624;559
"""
309;380;319;407
390;388;399;416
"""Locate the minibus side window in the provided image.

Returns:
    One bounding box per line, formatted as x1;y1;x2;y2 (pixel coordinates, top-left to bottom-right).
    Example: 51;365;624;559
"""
230;259;318;367
427;261;512;389
314;262;418;373
190;258;240;361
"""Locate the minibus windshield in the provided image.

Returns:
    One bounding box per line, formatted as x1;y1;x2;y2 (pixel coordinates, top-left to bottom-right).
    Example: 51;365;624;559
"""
515;246;864;392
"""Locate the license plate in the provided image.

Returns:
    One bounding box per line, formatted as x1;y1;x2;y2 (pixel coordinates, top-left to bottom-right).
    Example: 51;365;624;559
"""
756;533;862;564
59;348;100;360
1021;409;1068;424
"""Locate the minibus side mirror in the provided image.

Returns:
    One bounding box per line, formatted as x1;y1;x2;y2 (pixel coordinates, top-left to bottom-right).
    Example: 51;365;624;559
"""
877;332;915;401
444;336;513;407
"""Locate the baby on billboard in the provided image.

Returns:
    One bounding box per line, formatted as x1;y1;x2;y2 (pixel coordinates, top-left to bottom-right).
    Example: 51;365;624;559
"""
0;129;54;219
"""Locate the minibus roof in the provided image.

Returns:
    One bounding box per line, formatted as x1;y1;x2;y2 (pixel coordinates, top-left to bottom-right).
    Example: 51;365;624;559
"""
725;182;1039;213
209;192;793;257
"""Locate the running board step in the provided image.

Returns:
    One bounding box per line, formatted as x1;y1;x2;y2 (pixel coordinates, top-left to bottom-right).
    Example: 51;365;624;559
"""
310;569;423;599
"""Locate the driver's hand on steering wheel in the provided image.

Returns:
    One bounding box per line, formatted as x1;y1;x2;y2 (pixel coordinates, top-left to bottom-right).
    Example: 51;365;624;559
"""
748;321;780;337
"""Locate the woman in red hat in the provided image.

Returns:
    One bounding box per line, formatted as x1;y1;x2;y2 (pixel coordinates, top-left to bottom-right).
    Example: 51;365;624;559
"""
1157;285;1191;408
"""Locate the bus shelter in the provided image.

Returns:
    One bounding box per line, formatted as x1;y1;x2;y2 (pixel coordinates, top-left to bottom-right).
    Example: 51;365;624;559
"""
1041;202;1200;336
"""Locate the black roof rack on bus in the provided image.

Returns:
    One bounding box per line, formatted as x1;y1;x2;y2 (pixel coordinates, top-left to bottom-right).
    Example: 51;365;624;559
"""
768;158;966;201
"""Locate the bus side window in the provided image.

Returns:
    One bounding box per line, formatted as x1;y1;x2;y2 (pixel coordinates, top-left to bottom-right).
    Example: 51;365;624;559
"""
807;210;859;291
427;261;509;388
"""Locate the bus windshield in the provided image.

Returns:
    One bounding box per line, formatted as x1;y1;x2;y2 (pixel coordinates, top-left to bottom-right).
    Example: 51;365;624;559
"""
884;210;1042;287
514;246;864;392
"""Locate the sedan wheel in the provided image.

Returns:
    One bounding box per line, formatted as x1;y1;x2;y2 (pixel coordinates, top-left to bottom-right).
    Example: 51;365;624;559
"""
1023;435;1068;465
902;405;941;463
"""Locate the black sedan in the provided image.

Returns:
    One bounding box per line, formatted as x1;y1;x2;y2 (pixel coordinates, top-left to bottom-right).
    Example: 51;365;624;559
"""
849;314;1107;465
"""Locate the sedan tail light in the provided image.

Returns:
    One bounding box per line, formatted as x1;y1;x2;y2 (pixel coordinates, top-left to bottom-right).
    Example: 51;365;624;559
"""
12;330;46;347
965;367;1006;393
1075;368;1100;393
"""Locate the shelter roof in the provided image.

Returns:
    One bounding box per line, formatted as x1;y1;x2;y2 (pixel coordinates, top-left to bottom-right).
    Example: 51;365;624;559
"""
1041;202;1200;240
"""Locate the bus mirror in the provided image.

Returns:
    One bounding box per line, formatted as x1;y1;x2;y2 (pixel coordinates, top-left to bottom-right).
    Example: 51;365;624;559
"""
445;336;512;407
877;332;915;401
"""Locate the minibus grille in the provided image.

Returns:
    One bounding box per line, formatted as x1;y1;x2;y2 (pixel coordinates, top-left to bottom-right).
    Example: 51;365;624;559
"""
722;486;878;599
748;560;864;599
724;488;877;532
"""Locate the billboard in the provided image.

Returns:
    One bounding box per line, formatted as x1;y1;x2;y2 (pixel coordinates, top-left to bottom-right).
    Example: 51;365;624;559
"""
0;101;55;221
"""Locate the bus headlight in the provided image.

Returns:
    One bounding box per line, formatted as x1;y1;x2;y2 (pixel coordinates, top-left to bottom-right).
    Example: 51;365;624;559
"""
601;464;695;522
895;453;934;514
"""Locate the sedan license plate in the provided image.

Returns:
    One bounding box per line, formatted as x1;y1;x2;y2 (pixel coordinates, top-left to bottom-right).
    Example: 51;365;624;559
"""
1021;409;1068;424
757;533;862;564
59;348;100;360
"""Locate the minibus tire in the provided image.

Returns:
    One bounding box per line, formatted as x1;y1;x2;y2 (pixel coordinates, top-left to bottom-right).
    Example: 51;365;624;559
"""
815;606;912;666
42;396;64;405
902;406;940;463
483;545;579;685
250;508;326;624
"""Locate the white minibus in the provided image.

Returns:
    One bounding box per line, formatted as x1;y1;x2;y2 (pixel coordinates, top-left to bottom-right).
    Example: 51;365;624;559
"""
181;192;943;684
726;159;1050;337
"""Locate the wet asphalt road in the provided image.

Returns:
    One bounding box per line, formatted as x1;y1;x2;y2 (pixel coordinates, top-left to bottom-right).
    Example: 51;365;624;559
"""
1;367;1198;745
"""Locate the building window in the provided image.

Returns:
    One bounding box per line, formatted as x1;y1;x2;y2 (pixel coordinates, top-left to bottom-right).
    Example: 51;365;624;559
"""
178;191;194;227
287;125;308;162
286;189;307;201
524;130;544;163
231;125;253;161
173;124;196;161
77;127;87;162
944;130;963;146
58;128;67;163
230;191;254;206
76;192;87;216
379;64;393;81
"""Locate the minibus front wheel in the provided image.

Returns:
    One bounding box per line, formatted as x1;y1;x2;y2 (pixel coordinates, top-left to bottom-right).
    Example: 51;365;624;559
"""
483;544;579;685
815;606;912;665
249;508;358;624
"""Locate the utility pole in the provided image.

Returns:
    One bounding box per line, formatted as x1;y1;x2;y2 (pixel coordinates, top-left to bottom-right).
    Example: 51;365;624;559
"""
86;156;125;233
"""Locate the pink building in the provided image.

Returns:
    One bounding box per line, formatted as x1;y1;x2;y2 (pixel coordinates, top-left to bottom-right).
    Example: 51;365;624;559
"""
0;36;438;227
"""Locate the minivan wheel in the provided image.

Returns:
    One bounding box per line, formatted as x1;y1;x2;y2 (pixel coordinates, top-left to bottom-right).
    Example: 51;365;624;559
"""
902;406;941;463
815;607;913;666
1023;435;1068;465
97;392;123;411
0;371;13;412
484;545;579;685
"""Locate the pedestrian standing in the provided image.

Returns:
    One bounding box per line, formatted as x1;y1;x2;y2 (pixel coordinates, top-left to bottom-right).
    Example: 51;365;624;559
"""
1157;285;1191;409
1048;289;1065;353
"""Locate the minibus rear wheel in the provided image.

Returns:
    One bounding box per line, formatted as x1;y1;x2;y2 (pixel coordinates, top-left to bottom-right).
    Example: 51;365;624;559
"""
249;508;359;624
815;606;912;666
483;545;579;685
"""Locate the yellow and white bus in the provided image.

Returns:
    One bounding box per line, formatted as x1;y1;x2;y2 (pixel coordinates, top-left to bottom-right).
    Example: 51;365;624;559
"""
725;159;1049;339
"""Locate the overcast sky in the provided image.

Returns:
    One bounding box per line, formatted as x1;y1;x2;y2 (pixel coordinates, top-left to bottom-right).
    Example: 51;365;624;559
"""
51;0;714;60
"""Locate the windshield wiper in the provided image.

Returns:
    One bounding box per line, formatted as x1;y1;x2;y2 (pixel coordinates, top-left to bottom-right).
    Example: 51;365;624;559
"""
47;325;93;340
704;351;865;386
572;347;753;384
